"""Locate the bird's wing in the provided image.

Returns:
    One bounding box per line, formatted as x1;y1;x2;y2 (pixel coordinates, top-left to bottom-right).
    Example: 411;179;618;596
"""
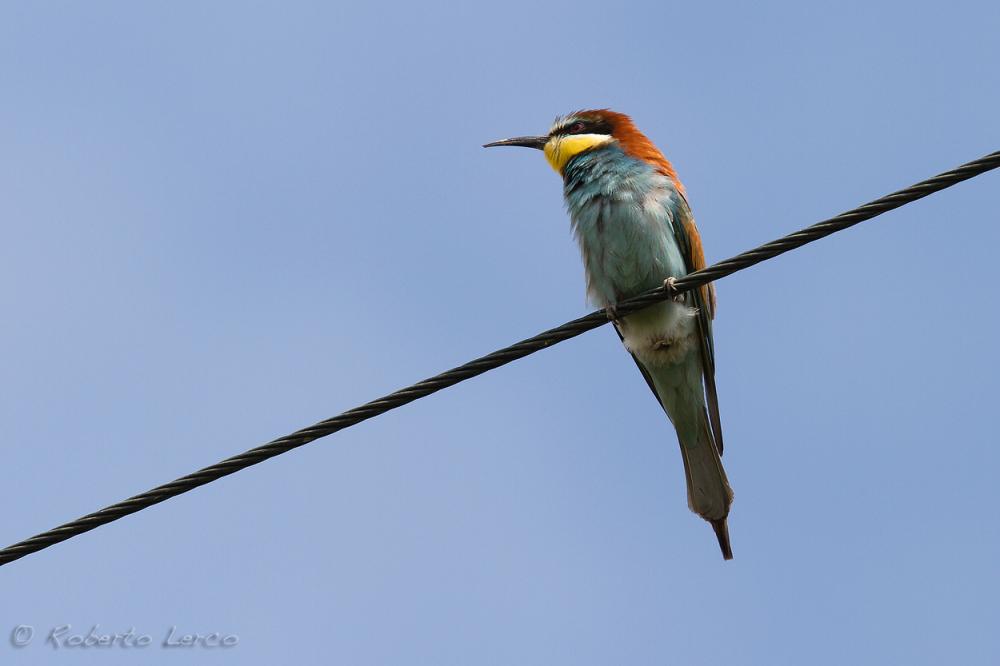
671;197;725;454
609;192;724;454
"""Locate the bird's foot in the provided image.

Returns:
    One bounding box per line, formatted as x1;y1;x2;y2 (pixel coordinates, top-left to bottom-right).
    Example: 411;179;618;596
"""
663;277;684;303
605;303;621;322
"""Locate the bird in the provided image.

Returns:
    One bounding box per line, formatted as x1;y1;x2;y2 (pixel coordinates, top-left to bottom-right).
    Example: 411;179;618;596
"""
484;109;734;559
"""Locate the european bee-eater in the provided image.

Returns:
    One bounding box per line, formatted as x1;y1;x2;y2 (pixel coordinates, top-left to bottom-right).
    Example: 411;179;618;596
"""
485;109;734;559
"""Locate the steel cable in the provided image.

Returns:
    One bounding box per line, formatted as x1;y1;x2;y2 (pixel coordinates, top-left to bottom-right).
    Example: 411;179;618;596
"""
1;150;997;567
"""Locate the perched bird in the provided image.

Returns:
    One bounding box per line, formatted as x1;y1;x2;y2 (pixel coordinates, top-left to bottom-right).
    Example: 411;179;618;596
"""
485;109;734;559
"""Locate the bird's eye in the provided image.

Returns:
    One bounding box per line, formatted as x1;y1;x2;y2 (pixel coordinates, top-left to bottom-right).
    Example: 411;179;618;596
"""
568;121;587;134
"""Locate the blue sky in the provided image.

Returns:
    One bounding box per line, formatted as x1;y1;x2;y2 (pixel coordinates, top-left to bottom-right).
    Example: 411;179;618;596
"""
1;1;998;664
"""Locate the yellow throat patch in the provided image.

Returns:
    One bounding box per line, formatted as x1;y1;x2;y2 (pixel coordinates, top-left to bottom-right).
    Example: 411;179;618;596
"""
544;134;613;173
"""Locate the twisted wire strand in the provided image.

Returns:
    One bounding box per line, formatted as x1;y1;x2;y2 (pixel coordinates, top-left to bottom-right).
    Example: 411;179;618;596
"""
1;150;998;567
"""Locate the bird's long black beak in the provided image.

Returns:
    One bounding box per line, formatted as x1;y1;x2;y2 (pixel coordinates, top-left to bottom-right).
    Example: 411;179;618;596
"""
482;135;548;150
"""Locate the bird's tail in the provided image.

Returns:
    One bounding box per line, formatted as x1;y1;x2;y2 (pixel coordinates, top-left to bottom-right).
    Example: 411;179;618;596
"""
649;356;734;560
677;418;734;560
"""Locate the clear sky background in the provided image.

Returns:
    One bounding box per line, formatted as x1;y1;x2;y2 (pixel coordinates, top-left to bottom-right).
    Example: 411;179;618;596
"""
2;1;998;664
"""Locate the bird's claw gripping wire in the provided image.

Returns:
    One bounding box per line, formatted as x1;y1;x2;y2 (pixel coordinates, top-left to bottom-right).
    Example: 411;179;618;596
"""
605;303;621;322
606;278;680;323
663;276;684;303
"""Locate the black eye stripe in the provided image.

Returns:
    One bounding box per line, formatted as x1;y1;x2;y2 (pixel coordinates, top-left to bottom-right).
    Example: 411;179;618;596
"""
556;119;613;136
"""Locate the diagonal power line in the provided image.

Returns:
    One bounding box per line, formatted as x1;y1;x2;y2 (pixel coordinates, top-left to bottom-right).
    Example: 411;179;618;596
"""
1;150;998;568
